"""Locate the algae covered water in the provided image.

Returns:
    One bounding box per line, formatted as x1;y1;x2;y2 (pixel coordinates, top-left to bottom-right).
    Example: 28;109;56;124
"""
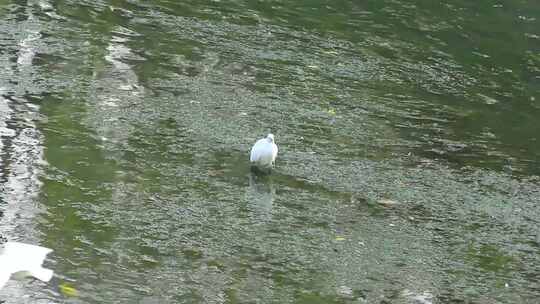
0;0;539;303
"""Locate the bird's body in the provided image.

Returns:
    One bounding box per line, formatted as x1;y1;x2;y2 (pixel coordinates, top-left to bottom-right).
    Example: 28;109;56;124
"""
0;242;54;289
250;134;278;170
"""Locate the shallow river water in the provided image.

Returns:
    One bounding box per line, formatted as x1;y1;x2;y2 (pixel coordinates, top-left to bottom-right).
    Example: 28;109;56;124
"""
0;0;539;303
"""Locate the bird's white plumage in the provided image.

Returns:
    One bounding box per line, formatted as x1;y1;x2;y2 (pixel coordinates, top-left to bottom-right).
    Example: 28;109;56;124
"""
0;242;54;289
250;134;278;169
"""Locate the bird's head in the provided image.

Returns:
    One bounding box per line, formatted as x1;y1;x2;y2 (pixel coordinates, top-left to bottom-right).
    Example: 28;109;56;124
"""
266;133;275;143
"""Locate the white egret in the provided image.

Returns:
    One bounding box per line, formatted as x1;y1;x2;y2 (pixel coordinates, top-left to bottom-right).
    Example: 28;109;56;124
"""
0;242;54;289
250;133;278;171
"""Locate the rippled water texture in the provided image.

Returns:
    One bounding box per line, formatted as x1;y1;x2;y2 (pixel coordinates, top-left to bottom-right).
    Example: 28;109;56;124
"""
0;0;539;303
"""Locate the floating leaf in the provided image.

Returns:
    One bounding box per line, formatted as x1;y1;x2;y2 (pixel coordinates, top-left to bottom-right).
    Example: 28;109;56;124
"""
378;199;400;207
59;283;79;297
335;236;346;241
327;108;336;116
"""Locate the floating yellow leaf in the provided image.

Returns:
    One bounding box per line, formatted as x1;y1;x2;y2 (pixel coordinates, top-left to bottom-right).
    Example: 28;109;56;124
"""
59;283;79;297
327;108;336;116
335;236;346;241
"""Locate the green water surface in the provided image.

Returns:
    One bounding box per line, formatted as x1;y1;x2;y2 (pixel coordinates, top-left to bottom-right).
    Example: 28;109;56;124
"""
0;0;539;303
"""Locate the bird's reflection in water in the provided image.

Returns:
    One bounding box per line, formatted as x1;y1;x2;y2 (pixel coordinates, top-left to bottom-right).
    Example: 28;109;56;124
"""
245;172;275;222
